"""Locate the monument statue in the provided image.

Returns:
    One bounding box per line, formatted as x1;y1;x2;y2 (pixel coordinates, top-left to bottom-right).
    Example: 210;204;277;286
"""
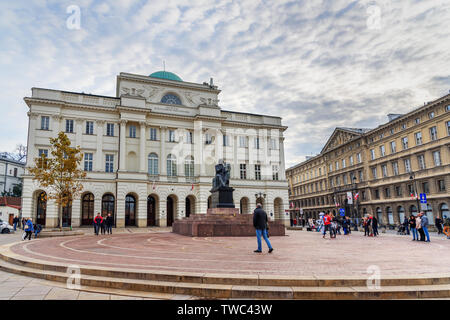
210;160;235;208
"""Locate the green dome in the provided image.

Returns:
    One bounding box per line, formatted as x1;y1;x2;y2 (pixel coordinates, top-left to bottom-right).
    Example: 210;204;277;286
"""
149;71;182;82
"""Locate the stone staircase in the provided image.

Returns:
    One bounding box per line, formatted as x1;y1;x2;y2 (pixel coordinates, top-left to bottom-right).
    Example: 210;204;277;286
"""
1;244;450;299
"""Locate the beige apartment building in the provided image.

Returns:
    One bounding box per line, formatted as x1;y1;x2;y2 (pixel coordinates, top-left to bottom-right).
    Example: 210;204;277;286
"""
287;93;450;227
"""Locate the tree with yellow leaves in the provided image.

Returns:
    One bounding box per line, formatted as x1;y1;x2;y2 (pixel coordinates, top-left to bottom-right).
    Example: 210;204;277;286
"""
29;132;86;229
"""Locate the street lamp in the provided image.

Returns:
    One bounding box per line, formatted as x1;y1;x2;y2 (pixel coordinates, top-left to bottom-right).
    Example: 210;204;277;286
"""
409;172;420;215
352;176;358;231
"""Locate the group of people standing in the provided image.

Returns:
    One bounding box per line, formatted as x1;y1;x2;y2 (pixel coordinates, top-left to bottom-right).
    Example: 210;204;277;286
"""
362;214;379;237
408;212;431;242
93;212;114;235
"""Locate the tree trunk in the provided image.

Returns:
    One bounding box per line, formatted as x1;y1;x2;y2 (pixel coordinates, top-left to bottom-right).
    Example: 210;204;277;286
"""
59;204;62;230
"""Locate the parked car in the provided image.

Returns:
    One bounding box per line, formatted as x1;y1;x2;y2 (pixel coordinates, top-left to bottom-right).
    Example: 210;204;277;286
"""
0;219;14;234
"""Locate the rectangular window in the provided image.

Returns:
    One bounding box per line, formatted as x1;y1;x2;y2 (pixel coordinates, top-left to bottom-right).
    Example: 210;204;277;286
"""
349;156;353;166
343;174;348;185
447;121;450;136
129;125;136;138
65;119;74;133
13;168;17;177
239;136;247;148
382;164;388;177
390;141;396;153
329;164;333;172
254;137;260;149
438;180;446;192
358;170;363;182
422;182;430;194
446;105;450;112
335;161;339;170
370;149;375;160
408;184;414;195
272;165;279;181
255;164;261;180
415;118;420;124
401;137;408;150
186;131;193;144
205;133;212;145
356;153;361;163
84;153;93;172
342;159;346;168
372;167;377;179
41;116;49;130
336;176;340;186
433;150;441;166
38;149;48;157
168;130;175;142
105;154;114;173
222;135;229;146
86;121;94;135
149;128;157;141
429;126;438;141
428;111;435;119
415;132;422;145
395;186;402;197
240;164;247;179
384;187;391;198
417;154;426;170
270;138;277;150
404;158;411;173
106;123;114;137
392;161;399;176
380;145;386;157
374;189;380;199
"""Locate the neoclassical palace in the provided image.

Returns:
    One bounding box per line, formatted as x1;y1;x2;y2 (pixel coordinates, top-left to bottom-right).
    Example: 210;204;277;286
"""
287;93;450;227
22;71;289;228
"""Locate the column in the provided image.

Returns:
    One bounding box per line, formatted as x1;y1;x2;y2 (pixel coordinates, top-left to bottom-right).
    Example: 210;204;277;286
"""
279;136;286;180
71;197;81;227
233;134;239;179
26;112;38;166
95;120;104;171
119;120;127;171
137;197;147;227
178;198;185;220
159;197;167;227
160;126;167;176
139;121;147;172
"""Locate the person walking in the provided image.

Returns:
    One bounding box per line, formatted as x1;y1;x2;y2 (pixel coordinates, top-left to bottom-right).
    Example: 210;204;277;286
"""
13;216;19;231
23;218;34;241
421;212;430;242
100;214;106;235
363;217;369;236
416;213;425;241
409;214;418;241
435;216;443;235
21;217;26;230
372;215;379;236
93;213;103;236
253;203;273;253
322;212;333;239
105;213;113;234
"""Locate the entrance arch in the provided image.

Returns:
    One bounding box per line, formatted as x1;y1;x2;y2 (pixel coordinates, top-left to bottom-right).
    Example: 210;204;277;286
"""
387;207;394;225
274;197;283;220
147;195;157;226
61;194;72;227
102;194;115;224
397;206;405;224
81;193;94;226
185;195;195;217
125;194;136;226
240;197;249;214
36;191;47;226
166;195;177;226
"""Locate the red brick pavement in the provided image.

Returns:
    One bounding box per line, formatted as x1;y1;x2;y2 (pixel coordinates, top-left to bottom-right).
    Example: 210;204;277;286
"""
9;230;450;277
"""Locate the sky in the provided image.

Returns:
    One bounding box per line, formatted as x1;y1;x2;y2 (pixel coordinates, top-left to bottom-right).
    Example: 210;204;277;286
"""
0;0;449;168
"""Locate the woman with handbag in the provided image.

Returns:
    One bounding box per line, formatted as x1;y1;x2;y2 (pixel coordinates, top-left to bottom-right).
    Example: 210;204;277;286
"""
23;218;34;241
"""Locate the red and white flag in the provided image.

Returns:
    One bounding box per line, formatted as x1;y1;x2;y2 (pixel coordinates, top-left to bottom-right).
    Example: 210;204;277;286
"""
191;183;194;191
354;193;359;201
410;193;418;200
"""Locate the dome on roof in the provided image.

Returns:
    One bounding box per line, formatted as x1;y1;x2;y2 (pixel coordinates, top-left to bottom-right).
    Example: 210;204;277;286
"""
149;71;182;82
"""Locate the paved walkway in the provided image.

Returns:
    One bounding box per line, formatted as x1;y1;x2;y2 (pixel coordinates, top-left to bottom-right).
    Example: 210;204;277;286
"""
6;228;450;277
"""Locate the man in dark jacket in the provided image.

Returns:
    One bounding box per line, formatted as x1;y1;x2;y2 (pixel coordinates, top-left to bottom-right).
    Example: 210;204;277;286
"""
105;213;113;234
435;217;443;234
253;203;273;253
372;216;379;236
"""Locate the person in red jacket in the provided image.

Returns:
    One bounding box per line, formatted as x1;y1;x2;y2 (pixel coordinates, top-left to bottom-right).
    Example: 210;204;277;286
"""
323;212;333;239
93;212;103;236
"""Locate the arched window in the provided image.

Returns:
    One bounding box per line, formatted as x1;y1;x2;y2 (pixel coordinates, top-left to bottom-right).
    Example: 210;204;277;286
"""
125;194;136;226
184;156;194;177
81;193;94;225
425;204;434;225
440;203;449;219
376;207;382;224
167;154;177;176
387;207;394;225
161;93;181;105
397;206;405;224
148;153;158;175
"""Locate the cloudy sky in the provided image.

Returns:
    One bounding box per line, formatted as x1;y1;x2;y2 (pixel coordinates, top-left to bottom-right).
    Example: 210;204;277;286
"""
0;0;449;168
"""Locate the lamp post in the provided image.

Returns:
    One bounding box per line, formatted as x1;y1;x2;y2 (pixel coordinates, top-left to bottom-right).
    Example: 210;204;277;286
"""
352;176;358;231
409;172;420;214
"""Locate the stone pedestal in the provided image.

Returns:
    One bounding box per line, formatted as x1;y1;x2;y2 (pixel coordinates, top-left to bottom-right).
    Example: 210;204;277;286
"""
210;186;235;208
172;208;285;237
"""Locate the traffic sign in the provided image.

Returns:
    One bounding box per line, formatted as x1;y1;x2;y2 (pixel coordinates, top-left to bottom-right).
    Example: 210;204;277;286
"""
339;208;345;216
420;193;427;204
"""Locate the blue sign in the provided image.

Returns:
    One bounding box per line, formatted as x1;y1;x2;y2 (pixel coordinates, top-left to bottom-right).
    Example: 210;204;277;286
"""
339;208;345;216
420;193;427;204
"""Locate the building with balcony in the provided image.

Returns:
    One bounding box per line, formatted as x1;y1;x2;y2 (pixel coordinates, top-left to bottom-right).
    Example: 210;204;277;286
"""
22;71;289;228
287;93;450;227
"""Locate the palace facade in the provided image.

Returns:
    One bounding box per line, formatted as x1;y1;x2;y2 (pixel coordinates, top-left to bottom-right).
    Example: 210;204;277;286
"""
22;71;289;228
287;93;450;227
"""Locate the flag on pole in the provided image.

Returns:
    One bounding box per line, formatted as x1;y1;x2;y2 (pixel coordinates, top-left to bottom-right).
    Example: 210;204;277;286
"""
410;193;418;200
354;193;359;201
152;180;156;190
191;183;194;191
